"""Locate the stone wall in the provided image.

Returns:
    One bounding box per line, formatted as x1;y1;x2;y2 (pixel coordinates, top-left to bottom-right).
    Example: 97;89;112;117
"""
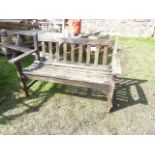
81;19;155;37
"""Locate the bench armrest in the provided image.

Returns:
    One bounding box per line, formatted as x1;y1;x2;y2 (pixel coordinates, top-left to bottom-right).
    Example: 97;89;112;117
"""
112;38;121;75
9;49;37;64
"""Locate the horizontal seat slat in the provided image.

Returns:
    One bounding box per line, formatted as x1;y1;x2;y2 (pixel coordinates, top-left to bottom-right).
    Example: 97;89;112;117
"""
23;63;113;85
24;63;112;78
25;73;110;92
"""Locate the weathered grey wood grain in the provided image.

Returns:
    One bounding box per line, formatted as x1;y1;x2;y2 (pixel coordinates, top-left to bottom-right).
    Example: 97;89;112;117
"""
78;45;83;63
25;73;111;93
15;34;22;46
23;63;112;85
94;46;100;65
34;60;112;72
56;42;60;61
48;42;53;59
24;63;111;78
86;45;91;65
33;34;40;60
41;41;46;58
63;43;67;62
9;49;36;64
103;46;108;65
12;30;37;36
70;44;75;63
38;33;113;46
0;43;32;53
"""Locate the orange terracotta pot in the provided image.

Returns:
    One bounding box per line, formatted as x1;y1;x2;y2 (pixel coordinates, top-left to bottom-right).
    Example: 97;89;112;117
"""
68;19;81;36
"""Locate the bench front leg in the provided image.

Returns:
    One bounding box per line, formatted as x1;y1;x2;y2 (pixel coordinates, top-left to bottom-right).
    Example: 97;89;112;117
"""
15;61;29;97
105;75;116;113
106;84;115;112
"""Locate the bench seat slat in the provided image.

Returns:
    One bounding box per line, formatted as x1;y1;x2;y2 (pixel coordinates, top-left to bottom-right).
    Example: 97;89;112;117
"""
25;73;110;92
23;63;113;85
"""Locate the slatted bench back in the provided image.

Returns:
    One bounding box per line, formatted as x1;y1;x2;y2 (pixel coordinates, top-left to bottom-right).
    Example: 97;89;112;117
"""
38;34;113;66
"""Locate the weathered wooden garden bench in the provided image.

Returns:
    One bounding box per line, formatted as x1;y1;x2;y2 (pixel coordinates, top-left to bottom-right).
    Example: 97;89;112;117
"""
5;31;121;112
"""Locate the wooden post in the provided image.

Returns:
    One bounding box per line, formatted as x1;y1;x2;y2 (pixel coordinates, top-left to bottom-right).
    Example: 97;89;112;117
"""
41;41;46;58
106;75;116;112
71;44;75;63
86;45;91;65
103;46;108;65
78;45;83;63
56;42;60;61
12;34;21;58
94;46;100;65
15;61;29;97
63;43;67;62
33;34;40;60
0;29;8;56
48;42;53;59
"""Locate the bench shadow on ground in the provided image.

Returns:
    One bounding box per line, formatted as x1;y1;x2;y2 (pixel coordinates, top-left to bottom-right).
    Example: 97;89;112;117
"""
111;77;148;112
49;77;148;112
0;77;148;124
0;82;56;124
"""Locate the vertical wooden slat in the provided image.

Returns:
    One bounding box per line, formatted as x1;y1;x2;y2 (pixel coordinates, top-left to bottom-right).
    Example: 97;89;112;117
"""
55;42;60;61
33;34;40;60
103;46;108;65
15;34;21;46
63;43;67;62
1;30;8;56
94;45;100;65
78;45;83;63
13;34;22;58
71;44;75;63
86;45;91;65
48;42;53;59
41;41;46;58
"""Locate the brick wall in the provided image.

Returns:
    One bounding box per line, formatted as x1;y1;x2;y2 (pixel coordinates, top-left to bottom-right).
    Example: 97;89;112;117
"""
81;19;155;37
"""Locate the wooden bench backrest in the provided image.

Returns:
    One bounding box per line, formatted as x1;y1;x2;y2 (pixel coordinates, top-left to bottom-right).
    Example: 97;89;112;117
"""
38;33;113;66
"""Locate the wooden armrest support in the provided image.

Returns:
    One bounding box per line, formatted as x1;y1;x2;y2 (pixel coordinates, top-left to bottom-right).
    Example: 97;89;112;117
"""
5;30;38;37
9;49;37;64
112;38;121;75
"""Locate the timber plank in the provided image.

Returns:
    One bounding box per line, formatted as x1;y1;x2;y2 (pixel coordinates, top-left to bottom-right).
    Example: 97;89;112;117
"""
0;43;32;53
71;44;75;63
94;46;100;65
78;45;83;63
38;32;113;46
25;74;111;93
63;43;67;62
23;63;112;85
33;60;112;72
48;42;53;59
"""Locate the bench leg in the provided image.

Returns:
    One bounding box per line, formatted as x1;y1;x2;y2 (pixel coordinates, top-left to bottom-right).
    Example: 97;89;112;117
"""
20;77;29;97
15;62;29;97
104;84;115;113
